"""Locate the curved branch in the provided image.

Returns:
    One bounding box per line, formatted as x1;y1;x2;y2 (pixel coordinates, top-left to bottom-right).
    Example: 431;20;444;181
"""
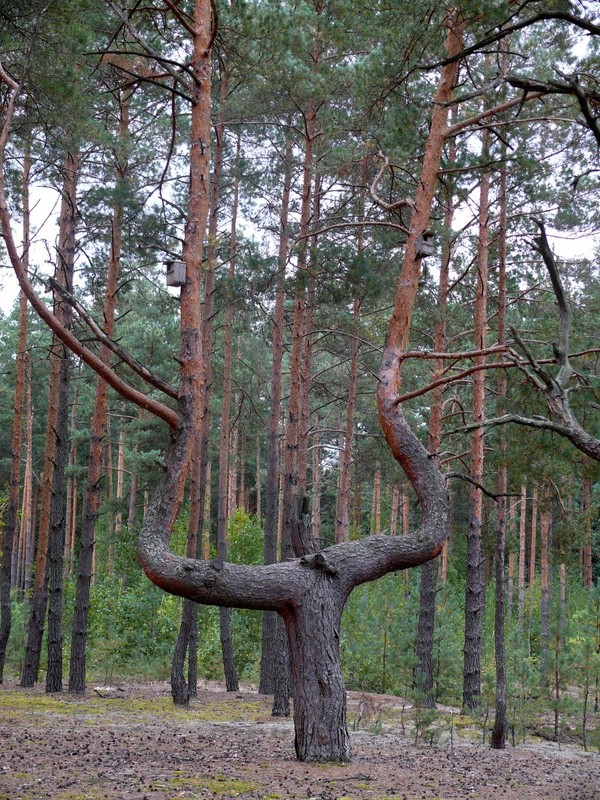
451;411;600;463
531;220;573;387
48;277;179;400
369;152;415;213
422;12;600;70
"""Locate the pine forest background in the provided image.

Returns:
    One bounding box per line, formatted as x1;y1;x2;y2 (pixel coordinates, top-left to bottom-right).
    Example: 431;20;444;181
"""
0;0;599;752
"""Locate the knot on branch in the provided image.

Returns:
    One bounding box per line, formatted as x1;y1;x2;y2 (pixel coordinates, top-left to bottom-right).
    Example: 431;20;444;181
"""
300;552;338;576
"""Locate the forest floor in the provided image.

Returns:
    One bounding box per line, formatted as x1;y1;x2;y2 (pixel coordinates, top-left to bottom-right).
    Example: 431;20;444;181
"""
0;679;598;800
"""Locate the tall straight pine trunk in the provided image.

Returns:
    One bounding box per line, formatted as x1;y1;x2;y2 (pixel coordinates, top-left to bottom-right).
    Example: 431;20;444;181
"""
0;140;30;681
69;89;129;692
21;151;78;688
462;138;490;712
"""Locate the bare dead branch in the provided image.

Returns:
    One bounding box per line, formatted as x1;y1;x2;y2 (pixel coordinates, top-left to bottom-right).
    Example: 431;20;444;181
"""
531;220;573;388
446;91;544;138
369;152;415;213
48;277;179;400
422;11;600;70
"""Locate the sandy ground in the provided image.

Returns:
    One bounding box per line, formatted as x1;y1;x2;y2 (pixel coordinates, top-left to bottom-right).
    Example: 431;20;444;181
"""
1;680;598;800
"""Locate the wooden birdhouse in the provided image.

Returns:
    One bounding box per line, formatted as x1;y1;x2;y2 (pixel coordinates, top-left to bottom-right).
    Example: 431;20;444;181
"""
415;231;434;259
166;259;186;287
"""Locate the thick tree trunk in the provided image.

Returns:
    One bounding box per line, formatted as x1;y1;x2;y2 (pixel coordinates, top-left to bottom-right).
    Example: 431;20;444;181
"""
45;341;71;693
283;584;350;762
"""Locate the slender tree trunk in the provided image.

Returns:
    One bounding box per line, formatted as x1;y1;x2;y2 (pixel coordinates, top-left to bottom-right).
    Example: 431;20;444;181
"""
352;462;361;535
491;156;508;749
372;462;381;534
172;58;229;703
0;142;29;679
582;479;593;588
390;484;400;537
69;90;129;692
216;136;241;692
21;151;78;688
259;137;292;695
507;551;515;621
255;434;261;518
529;483;538;585
517;482;527;633
463;143;490;712
17;374;34;597
64;391;78;580
540;489;552;678
335;298;361;543
311;428;322;546
45;150;77;693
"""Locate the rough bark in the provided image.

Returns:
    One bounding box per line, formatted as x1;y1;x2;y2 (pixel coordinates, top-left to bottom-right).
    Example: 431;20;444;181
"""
45;150;77;694
172;58;229;705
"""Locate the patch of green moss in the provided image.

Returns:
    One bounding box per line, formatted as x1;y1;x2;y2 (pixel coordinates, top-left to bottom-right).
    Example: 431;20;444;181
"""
53;794;105;800
0;690;104;716
159;772;260;795
193;700;263;722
